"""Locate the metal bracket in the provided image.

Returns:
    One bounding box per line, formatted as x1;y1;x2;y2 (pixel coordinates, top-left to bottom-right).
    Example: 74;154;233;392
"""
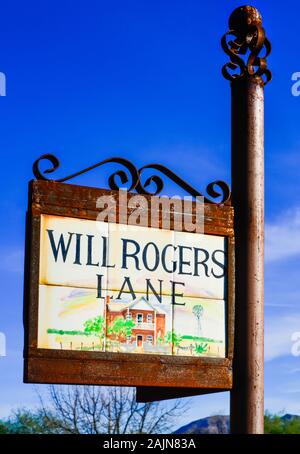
33;154;231;205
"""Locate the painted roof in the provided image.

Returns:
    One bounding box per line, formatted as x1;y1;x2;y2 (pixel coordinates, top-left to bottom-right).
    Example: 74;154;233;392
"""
107;295;166;314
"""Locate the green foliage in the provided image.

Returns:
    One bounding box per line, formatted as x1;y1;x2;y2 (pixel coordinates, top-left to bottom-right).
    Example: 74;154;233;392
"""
194;343;208;354
264;413;300;434
157;336;164;345
84;315;105;338
164;331;182;347
0;410;63;434
108;317;135;341
47;328;90;336
182;335;222;343
83;315;106;348
0;420;10;434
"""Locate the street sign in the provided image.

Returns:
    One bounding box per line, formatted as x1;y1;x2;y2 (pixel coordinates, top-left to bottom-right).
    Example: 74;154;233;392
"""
24;159;234;393
23;3;271;433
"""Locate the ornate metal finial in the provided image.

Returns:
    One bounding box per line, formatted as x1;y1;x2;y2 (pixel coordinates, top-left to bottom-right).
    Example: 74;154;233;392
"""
221;5;272;84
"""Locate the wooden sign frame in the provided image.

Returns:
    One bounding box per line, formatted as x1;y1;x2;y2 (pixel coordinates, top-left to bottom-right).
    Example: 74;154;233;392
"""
23;179;234;392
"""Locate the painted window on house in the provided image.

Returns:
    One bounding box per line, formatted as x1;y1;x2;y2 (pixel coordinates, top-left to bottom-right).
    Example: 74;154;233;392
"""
146;335;153;344
146;314;153;324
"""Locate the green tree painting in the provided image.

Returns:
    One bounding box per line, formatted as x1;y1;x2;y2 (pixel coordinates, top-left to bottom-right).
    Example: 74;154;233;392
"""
195;342;208;355
83;315;105;348
107;317;135;344
164;331;182;348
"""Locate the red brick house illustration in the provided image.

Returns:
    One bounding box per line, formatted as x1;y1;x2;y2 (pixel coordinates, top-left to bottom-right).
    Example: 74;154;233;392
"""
106;296;166;347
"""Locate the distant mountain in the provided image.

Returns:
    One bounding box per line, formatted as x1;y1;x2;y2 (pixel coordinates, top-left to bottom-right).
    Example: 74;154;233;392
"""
174;415;229;434
281;413;300;422
174;414;300;434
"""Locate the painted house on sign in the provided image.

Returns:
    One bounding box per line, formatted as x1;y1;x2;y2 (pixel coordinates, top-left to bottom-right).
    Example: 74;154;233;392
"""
106;296;166;347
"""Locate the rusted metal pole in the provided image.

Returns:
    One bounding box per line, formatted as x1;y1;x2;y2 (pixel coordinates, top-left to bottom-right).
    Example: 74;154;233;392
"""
221;6;272;434
231;75;265;434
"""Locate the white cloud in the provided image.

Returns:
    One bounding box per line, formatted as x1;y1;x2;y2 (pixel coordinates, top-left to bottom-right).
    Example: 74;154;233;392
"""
266;208;300;262
265;313;300;361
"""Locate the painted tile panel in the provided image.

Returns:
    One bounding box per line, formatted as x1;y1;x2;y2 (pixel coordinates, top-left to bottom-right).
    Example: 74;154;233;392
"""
37;215;227;357
173;230;227;300
172;297;226;358
104;291;173;355
107;222;175;296
39;215;109;290
38;285;106;351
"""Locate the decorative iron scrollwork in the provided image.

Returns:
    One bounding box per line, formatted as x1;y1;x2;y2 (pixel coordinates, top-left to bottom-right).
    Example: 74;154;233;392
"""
33;154;140;193
136;163;231;204
221;5;272;85
33;154;231;205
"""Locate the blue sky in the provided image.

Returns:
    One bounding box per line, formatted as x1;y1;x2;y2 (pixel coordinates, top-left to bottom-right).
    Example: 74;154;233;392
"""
0;0;300;429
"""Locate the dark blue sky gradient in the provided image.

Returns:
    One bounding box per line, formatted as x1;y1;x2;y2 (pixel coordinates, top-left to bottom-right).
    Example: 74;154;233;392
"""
0;0;300;426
